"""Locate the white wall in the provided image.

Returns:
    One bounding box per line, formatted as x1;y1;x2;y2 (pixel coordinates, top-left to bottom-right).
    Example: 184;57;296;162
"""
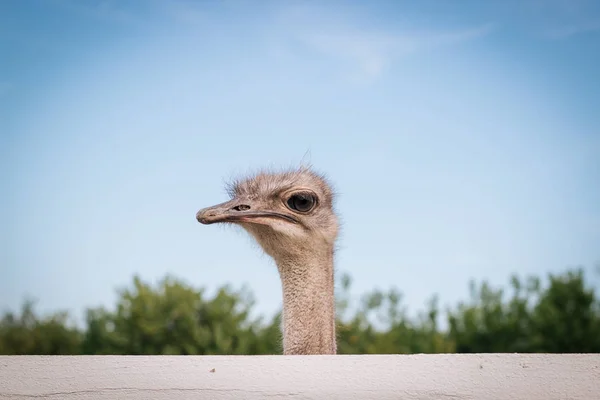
1;354;599;399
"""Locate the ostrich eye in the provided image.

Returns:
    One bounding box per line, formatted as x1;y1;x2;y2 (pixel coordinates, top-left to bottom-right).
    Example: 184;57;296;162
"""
286;193;316;213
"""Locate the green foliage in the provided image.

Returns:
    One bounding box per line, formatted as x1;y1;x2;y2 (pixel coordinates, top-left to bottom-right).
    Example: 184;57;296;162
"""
448;268;600;353
1;267;599;355
0;300;82;355
80;275;281;355
335;274;454;354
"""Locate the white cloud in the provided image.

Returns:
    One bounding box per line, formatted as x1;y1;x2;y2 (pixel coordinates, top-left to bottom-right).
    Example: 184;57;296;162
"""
298;31;396;80
268;2;495;82
54;0;496;83
293;23;495;82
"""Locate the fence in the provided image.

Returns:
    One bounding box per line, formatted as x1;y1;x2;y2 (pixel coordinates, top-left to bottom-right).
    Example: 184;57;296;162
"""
1;354;599;399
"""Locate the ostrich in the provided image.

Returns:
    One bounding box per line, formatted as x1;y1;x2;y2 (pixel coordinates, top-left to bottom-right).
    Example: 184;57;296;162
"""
195;166;339;355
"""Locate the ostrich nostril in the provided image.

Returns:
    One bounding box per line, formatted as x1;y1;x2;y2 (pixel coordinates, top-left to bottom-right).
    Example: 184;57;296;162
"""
232;204;251;211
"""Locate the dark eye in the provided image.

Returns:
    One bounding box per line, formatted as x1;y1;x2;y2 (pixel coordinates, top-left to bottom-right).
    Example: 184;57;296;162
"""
286;193;316;213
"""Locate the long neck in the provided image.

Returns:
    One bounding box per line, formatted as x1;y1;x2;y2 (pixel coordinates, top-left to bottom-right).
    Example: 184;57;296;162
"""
275;248;336;355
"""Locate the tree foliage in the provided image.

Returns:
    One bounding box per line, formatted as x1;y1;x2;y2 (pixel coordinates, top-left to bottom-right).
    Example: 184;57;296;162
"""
1;267;599;355
447;269;600;353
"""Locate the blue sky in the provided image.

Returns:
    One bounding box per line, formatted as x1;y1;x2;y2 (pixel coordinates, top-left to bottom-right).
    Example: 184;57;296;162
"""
1;0;599;325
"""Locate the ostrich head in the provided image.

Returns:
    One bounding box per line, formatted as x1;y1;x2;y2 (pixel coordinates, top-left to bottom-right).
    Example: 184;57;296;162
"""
196;167;339;263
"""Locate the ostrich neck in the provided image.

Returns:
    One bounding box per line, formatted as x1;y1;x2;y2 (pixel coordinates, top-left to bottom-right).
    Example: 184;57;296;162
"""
275;248;336;355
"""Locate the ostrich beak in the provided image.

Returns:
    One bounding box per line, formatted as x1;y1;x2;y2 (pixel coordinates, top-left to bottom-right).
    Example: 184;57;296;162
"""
196;198;298;225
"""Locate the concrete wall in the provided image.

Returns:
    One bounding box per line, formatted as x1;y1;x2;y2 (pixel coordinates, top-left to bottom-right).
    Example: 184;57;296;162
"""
1;354;599;399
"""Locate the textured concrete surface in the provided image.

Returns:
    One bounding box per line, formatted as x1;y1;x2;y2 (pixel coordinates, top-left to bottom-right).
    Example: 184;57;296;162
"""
1;354;599;399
